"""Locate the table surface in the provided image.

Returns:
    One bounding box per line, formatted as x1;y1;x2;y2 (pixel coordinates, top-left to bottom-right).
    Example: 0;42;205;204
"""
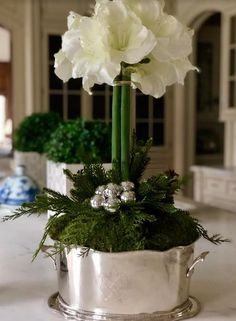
0;202;235;321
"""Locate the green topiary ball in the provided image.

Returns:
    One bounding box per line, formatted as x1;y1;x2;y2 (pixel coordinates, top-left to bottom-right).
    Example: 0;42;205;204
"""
45;119;111;164
13;112;62;154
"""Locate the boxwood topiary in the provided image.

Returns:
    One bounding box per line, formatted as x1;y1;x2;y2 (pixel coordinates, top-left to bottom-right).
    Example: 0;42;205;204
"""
45;119;111;164
13;112;62;154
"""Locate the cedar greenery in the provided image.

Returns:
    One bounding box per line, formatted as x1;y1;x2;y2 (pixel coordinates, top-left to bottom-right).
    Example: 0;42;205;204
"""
4;138;227;259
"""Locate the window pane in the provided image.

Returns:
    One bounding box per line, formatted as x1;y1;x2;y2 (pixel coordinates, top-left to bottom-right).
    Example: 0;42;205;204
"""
229;81;236;107
68;78;82;90
153;123;164;146
109;97;112;118
136;123;149;142
49;65;63;89
230;49;236;76
49;94;63;117
230;16;236;44
48;35;61;61
93;84;106;91
197;42;213;112
68;95;81;119
136;95;149;118
93;96;106;119
153;97;164;118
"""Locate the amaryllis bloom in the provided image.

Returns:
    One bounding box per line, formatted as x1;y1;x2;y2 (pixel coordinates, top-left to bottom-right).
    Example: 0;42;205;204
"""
62;16;119;93
54;0;196;98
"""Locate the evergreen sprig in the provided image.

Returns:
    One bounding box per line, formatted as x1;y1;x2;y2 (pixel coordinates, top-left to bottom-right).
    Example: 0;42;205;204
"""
129;134;152;185
65;164;110;202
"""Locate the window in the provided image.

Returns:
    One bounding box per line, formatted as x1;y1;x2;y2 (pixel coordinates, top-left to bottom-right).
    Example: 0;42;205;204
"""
220;12;236;119
48;35;82;120
136;92;165;146
92;84;112;123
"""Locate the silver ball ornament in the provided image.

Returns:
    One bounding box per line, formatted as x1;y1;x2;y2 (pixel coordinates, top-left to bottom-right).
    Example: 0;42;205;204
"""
90;194;105;209
104;183;121;197
103;197;121;212
120;191;136;203
95;185;106;195
121;181;135;192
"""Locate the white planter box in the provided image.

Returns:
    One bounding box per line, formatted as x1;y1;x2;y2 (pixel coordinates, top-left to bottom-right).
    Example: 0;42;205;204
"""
47;160;112;195
14;151;47;188
47;161;83;195
47;161;111;218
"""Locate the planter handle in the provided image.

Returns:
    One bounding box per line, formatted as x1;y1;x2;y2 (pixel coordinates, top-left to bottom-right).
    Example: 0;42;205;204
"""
41;245;57;270
186;251;209;278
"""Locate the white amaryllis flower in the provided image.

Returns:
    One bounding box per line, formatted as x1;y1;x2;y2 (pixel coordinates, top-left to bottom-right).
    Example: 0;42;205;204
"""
54;0;196;98
61;16;120;93
131;56;197;98
55;1;156;94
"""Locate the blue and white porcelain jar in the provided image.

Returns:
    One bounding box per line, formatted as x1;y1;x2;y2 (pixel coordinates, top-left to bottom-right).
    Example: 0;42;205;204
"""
0;165;39;206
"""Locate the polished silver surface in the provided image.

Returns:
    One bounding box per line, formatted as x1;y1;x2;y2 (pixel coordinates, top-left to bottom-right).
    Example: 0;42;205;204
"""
52;244;206;315
186;251;209;278
48;292;201;321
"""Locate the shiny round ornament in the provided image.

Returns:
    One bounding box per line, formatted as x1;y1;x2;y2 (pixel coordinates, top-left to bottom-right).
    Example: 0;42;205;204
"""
95;185;106;195
104;183;121;197
103;197;121;213
121;181;135;192
107;183;123;196
90;194;104;209
120;191;136;203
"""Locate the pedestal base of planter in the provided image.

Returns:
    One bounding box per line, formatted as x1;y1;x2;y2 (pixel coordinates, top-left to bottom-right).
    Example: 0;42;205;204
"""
48;292;201;321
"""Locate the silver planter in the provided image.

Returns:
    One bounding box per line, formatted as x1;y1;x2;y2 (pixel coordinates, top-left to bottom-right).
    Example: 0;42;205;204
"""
45;243;208;321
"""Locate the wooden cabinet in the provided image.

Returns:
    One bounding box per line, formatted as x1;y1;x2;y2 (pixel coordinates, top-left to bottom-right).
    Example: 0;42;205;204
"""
0;62;11;119
191;165;236;211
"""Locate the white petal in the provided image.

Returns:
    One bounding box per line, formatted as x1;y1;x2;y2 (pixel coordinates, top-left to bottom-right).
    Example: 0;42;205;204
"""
170;58;198;84
152;15;194;61
131;56;197;98
121;0;164;30
67;11;82;30
54;50;72;82
95;1;156;64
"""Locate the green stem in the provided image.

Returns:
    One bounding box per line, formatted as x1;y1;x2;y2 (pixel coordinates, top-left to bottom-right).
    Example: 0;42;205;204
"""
112;85;121;166
121;78;131;181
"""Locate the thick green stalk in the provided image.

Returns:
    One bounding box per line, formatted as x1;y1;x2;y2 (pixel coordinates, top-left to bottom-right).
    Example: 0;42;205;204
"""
112;85;121;166
121;78;131;180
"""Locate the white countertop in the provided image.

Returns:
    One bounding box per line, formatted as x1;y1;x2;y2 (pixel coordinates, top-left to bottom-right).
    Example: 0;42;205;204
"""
0;203;235;321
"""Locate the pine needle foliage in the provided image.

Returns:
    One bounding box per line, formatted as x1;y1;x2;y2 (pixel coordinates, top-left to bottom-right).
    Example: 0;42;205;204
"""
3;139;228;258
129;134;152;185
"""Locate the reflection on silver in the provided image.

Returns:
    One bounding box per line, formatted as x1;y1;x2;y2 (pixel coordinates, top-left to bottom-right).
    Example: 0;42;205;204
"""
186;251;209;278
48;292;201;321
49;243;207;318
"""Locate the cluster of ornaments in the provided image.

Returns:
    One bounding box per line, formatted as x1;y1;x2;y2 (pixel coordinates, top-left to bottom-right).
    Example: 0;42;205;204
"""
90;182;136;212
